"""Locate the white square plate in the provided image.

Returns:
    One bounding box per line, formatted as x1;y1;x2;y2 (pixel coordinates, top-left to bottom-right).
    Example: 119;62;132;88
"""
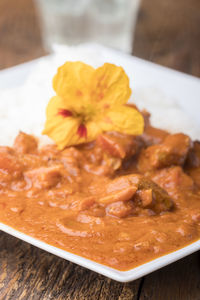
0;44;200;282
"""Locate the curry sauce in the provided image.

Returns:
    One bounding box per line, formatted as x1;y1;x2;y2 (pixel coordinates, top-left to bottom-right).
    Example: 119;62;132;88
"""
0;123;200;270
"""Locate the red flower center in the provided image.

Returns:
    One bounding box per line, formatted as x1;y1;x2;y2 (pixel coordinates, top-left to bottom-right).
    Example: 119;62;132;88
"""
77;124;87;138
58;109;73;117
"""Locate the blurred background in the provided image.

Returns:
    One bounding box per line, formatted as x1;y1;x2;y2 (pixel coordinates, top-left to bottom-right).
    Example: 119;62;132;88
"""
0;0;199;76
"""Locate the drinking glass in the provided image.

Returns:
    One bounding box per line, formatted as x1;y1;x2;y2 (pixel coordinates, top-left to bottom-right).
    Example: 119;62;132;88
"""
35;0;140;53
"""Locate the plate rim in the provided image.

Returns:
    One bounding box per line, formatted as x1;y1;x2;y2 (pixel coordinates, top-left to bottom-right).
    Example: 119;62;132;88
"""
0;44;200;282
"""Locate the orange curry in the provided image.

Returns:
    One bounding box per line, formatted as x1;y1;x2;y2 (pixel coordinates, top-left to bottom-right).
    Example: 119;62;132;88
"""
0;113;200;271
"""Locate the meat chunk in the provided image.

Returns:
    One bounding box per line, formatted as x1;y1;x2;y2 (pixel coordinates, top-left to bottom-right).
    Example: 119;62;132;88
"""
60;147;82;177
135;177;173;213
150;166;194;201
96;174;173;217
138;133;191;172
25;166;62;189
141;109;151;128
187;168;200;188
106;174;142;192
39;144;59;161
80;142;122;176
136;189;153;207
106;201;134;218
95;175;140;206
0;147;23;183
98;186;137;205
13;132;38;154
141;126;169;146
185;141;200;168
96;132;143;159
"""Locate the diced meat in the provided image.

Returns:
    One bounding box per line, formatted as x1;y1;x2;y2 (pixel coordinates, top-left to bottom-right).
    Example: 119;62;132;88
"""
79;142;123;176
19;154;43;170
150;166;194;200
39;144;59;161
141;109;151;128
82;146;122;176
105;174;142;193
77;196;96;211
0;146;14;155
97;174;173;217
141;126;169;146
96;132;143;159
13;132;38;154
0;148;23;182
97;133;126;158
83;163;112;176
185;141;200;168
84;144;104;164
136;178;173;213
136;189;153;208
64;194;96;212
98;186;137;205
60;147;82;177
187;168;200;188
138;133;191;172
24;166;63;189
106;201;134;218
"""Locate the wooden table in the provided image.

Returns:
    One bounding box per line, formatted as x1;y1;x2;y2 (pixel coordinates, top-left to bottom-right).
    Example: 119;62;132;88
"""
0;0;199;299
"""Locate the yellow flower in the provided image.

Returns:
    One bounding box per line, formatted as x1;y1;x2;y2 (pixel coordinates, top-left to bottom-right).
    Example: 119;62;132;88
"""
43;61;144;149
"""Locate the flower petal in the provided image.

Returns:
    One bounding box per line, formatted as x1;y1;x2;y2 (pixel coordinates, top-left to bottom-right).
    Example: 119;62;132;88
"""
53;61;95;109
42;96;76;149
91;63;131;107
43;115;79;150
99;105;144;136
43;96;102;149
45;95;71;117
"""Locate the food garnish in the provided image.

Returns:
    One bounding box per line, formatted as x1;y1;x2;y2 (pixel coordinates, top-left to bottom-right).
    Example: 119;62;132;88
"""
43;61;144;149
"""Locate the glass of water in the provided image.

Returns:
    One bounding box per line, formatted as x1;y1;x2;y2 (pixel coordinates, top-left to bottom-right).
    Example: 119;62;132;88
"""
35;0;140;53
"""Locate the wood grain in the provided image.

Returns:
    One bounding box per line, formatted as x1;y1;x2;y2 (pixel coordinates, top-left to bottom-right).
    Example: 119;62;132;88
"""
133;0;200;77
0;232;142;300
0;0;46;70
0;232;199;300
0;0;200;299
139;252;200;300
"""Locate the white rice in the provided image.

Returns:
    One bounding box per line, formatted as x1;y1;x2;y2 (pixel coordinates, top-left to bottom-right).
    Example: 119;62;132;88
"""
0;45;199;147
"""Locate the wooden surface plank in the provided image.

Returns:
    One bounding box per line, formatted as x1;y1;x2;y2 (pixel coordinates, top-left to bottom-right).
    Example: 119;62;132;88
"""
0;0;200;299
0;232;142;300
133;0;200;77
139;252;200;300
0;232;199;299
0;0;46;70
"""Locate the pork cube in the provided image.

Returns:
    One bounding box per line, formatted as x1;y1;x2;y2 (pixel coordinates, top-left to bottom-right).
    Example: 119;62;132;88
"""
106;201;134;218
97;132;143;159
0;147;23;181
185;141;200;168
136;178;174;214
60;147;82;177
151;166;194;197
136;189;153;208
141;126;169;146
25;166;62;189
14;132;38;154
138;133;191;172
97;174;173;217
98;186;137;205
